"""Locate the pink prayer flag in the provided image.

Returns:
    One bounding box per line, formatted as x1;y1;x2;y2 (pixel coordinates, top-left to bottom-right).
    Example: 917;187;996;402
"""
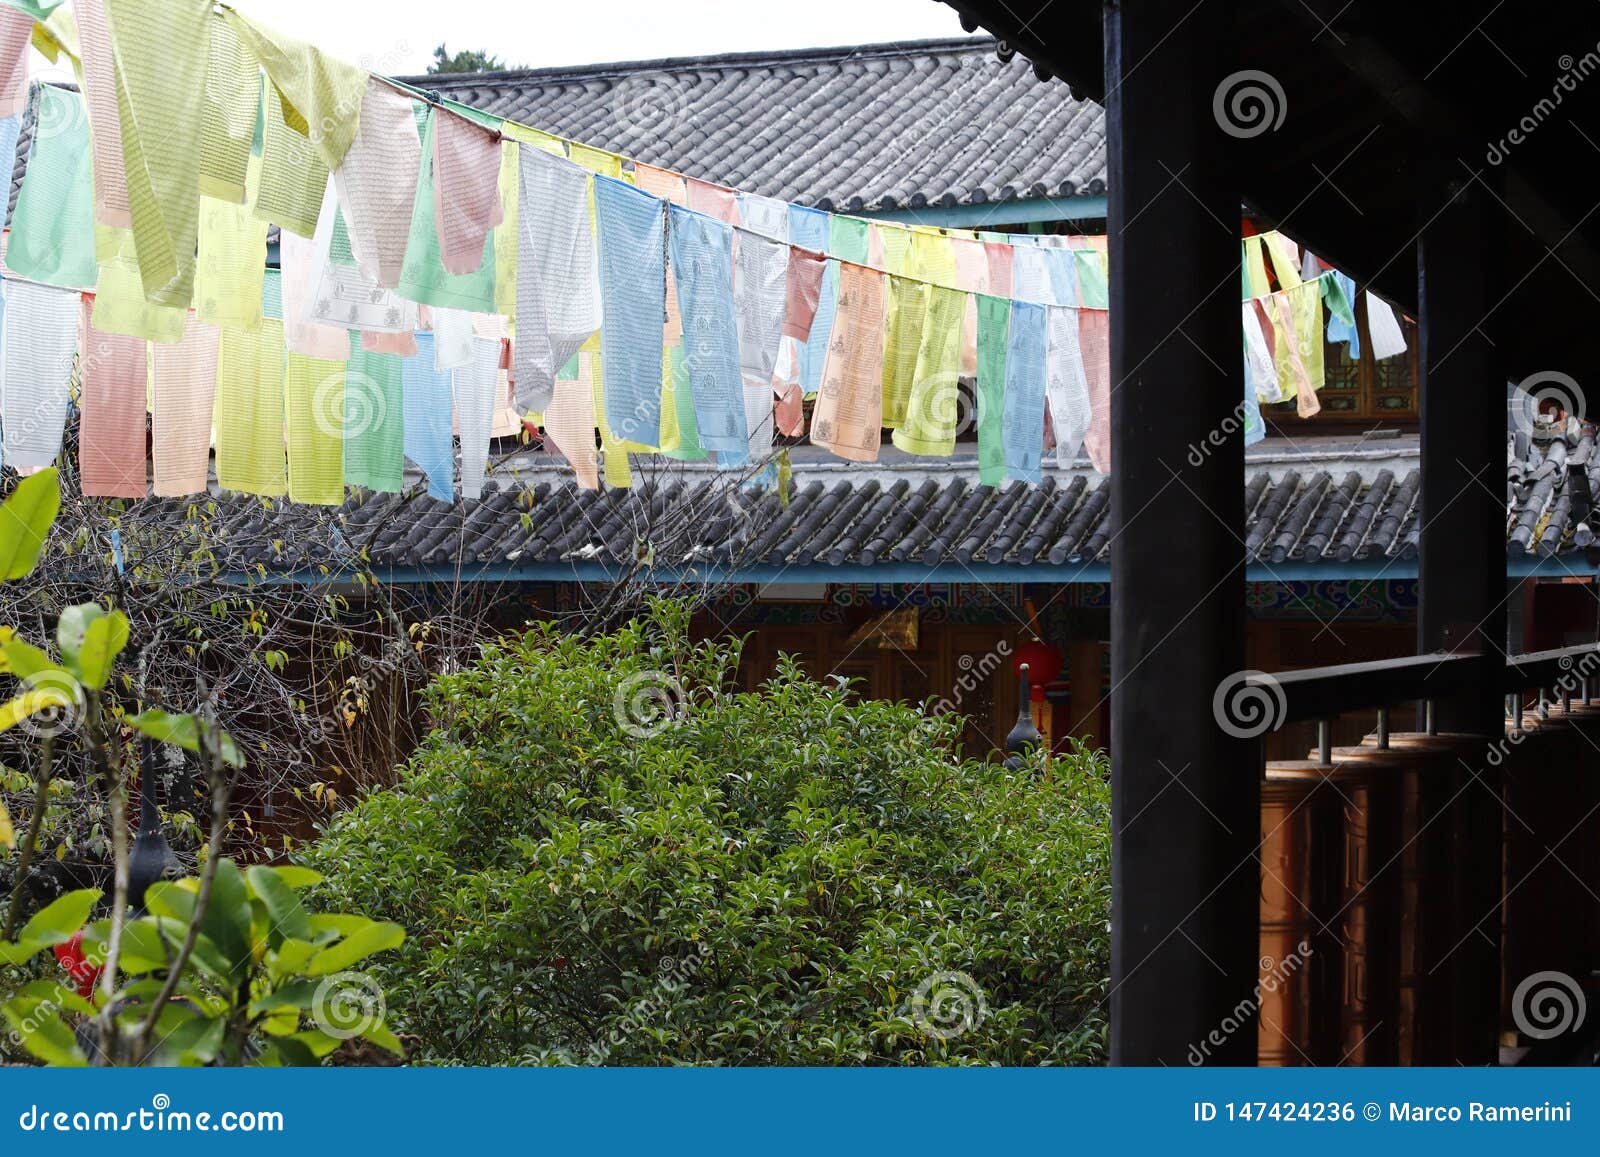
151;315;221;497
0;8;29;120
634;162;688;205
433;109;504;276
1079;308;1111;474
78;301;149;498
780;248;827;341
984;242;1014;298
686;178;739;225
361;329;418;355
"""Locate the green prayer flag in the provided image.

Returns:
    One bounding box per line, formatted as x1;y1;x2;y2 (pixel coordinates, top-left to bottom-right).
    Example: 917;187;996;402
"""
342;338;405;493
975;294;1009;486
660;345;706;461
7;84;97;289
828;215;870;263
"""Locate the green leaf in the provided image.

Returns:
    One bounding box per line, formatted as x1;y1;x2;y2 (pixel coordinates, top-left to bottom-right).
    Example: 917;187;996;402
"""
201;859;254;981
0;798;11;850
146;1004;226;1066
247;866;310;945
267;937;318;981
15;888;99;946
1;1001;86;1066
0;687;77;734
13;979;95;1018
0;640;66;681
248;979;321;1016
0;468;61;581
126;710;244;768
304;919;405;976
289;1027;343;1059
75;610;129;690
271;865;324;890
55;603;105;674
362;1018;405;1057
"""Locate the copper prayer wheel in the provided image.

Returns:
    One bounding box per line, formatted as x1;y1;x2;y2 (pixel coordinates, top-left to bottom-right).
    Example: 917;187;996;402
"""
1260;753;1402;1065
1349;732;1488;1064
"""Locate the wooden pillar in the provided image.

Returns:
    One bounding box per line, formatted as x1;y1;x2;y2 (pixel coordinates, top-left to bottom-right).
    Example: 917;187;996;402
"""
1067;641;1102;749
1416;173;1505;1064
1106;2;1254;1064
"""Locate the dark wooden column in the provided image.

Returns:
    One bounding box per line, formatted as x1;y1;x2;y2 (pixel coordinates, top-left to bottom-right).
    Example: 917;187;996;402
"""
1416;174;1505;1065
1106;2;1255;1064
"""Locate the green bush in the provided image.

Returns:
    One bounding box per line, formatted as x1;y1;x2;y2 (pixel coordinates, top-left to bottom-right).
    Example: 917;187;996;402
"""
303;603;1110;1065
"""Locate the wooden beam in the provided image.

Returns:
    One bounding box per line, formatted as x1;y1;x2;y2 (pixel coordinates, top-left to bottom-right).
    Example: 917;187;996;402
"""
1106;0;1256;1065
1416;170;1507;1065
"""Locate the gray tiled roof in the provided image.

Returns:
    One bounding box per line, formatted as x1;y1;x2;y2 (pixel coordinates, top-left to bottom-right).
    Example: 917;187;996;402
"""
407;37;1105;212
54;437;1458;579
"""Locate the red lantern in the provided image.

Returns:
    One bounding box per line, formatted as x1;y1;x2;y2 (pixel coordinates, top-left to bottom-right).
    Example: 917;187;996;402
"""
1012;639;1063;701
53;932;101;1001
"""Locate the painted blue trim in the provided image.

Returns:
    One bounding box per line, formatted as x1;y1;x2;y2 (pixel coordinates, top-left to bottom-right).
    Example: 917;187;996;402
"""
859;194;1107;228
206;554;1600;588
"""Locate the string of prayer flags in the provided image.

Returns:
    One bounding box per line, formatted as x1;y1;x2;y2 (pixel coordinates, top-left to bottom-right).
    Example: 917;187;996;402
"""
668;205;747;463
104;0;211;307
594;174;665;449
400;331;455;503
77;302;149;499
214;319;289;497
433;106;504;276
150;314;221;496
7;84;95;289
1002;299;1047;486
334;79;424;288
0;280;79;470
514;144;601;412
810;262;886;463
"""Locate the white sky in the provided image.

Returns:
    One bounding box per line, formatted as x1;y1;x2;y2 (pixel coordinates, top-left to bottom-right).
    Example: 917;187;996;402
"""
216;0;970;75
